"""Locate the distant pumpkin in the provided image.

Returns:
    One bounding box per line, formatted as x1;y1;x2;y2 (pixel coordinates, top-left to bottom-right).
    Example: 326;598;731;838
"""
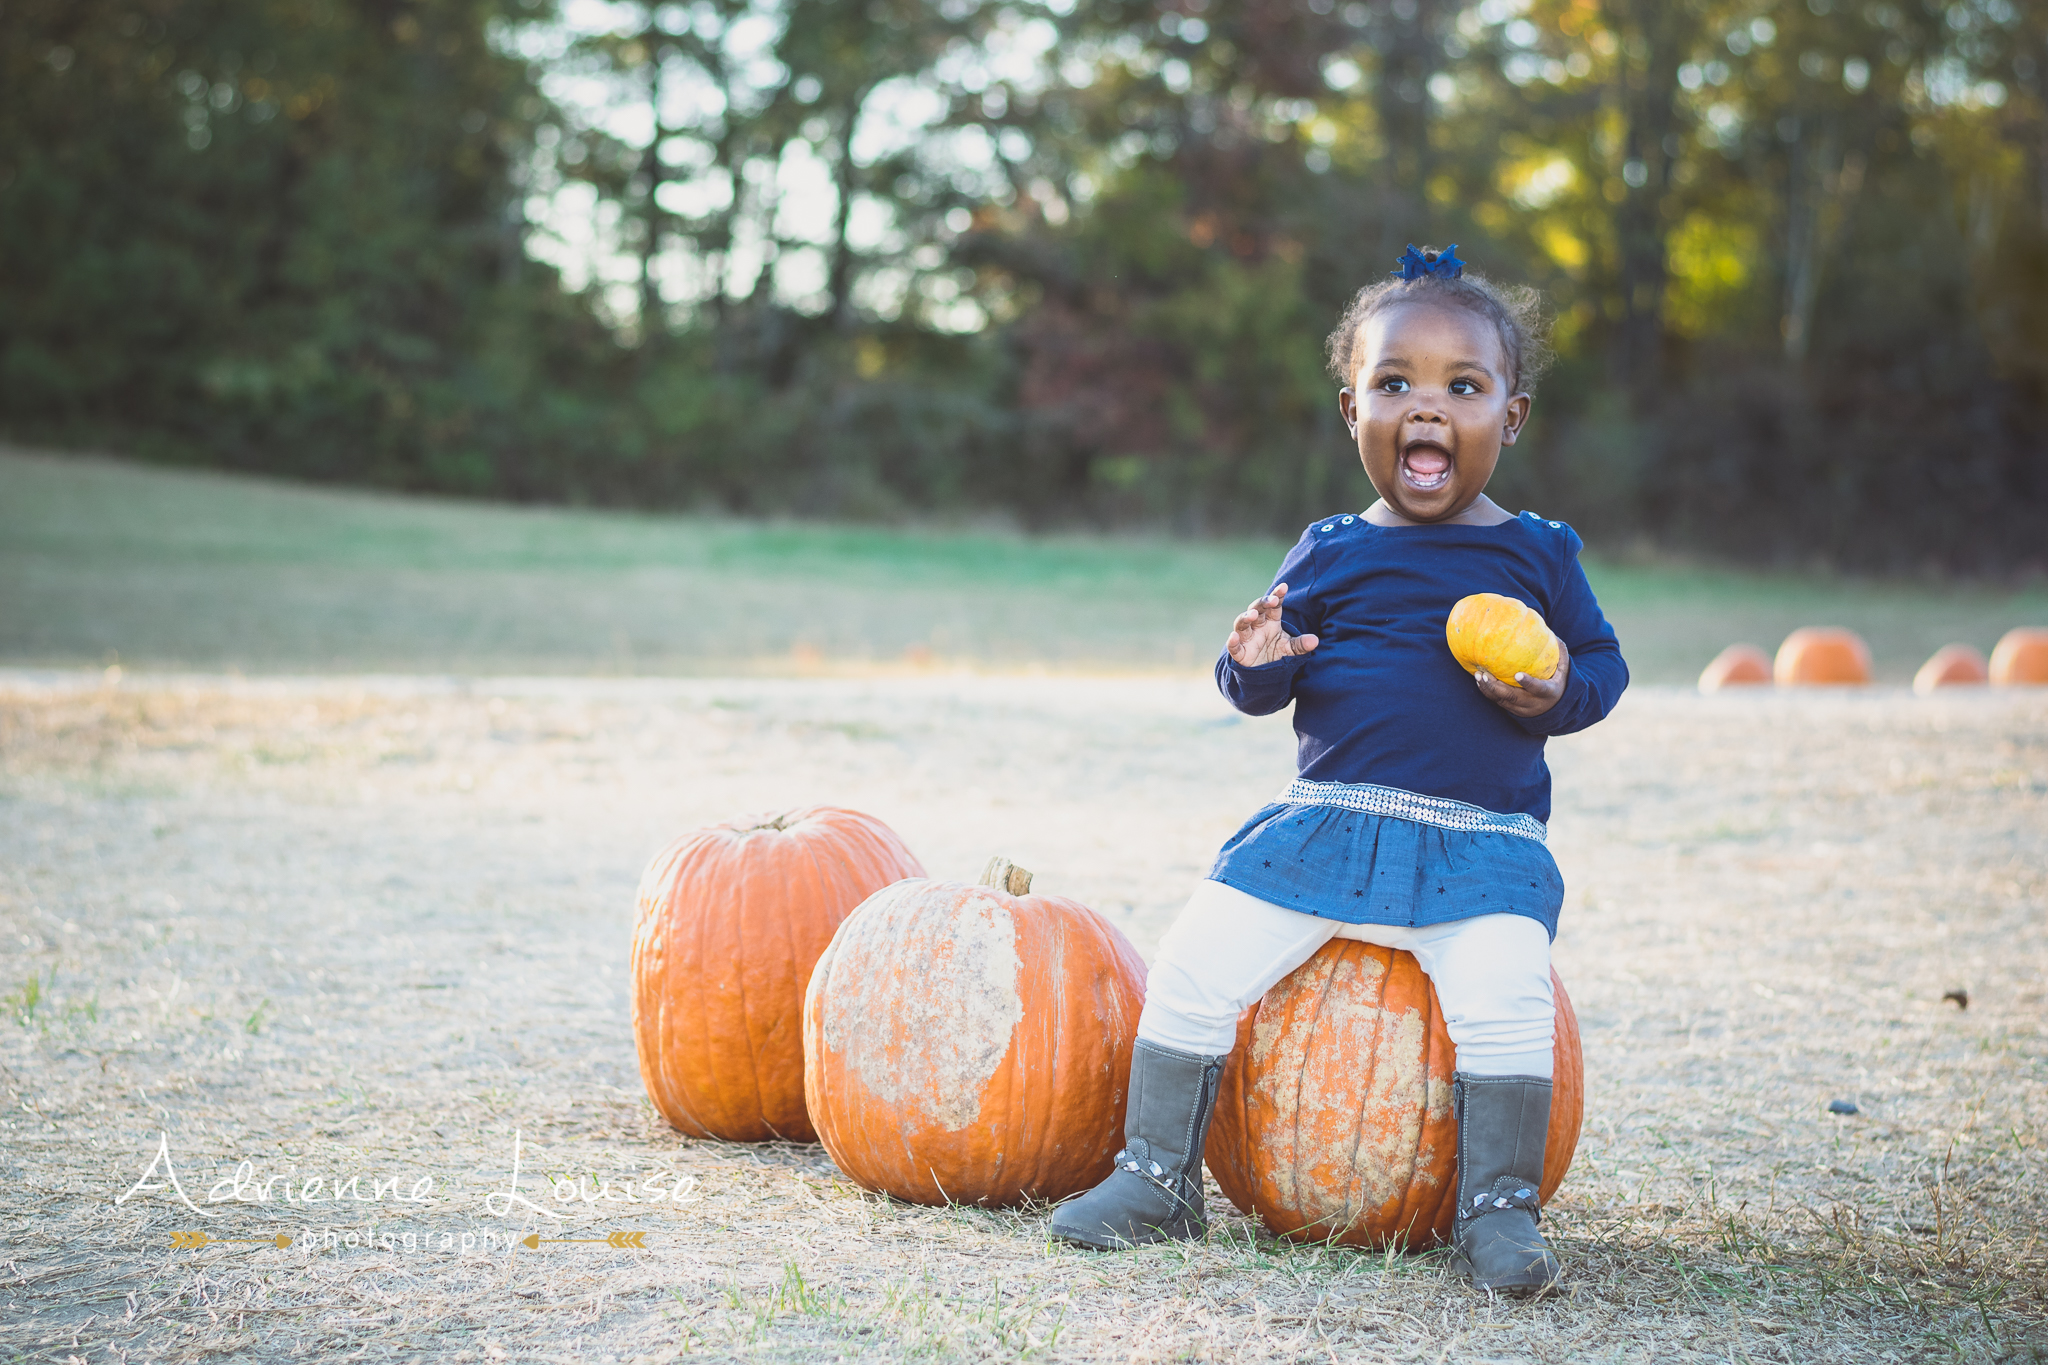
632;806;924;1143
802;859;1146;1206
1445;593;1560;689
1989;628;2048;686
1698;643;1773;692
1207;940;1583;1249
1913;644;1988;694
1773;627;1872;685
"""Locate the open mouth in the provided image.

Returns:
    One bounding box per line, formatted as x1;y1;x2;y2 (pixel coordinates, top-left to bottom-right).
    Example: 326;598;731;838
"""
1400;440;1452;492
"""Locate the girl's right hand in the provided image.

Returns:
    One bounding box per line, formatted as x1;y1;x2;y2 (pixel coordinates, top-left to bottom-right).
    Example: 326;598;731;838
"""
1226;583;1320;667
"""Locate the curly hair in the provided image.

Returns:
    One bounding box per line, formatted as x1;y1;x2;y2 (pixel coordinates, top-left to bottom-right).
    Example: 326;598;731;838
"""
1325;249;1553;394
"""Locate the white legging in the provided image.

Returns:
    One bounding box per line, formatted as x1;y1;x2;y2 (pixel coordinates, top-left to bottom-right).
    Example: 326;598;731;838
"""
1138;879;1556;1077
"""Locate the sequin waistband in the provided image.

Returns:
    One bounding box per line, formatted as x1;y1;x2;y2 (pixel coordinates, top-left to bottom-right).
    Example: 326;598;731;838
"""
1277;779;1548;843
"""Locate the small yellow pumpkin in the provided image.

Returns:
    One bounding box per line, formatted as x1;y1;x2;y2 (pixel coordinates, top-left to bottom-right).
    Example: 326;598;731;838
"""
1445;593;1559;689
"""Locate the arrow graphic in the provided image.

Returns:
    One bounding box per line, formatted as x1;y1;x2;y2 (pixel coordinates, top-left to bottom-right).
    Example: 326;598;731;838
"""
520;1231;648;1250
171;1231;293;1250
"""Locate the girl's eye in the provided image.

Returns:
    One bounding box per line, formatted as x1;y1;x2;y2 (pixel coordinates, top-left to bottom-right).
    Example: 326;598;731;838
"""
1449;379;1478;395
1379;377;1409;394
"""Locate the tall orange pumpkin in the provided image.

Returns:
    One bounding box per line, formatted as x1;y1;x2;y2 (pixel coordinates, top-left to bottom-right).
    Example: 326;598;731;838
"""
1207;940;1583;1249
1773;627;1872;685
1990;628;2048;686
802;859;1146;1206
632;806;924;1143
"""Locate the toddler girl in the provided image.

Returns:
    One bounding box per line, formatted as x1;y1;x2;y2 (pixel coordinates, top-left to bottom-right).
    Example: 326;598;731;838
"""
1051;247;1627;1296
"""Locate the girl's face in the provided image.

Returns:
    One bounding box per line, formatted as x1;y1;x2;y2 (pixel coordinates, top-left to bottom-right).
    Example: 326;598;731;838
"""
1337;301;1531;523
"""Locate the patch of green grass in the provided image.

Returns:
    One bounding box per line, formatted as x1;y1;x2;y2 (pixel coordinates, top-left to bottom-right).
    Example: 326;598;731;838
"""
7;969;47;1026
5;969;100;1033
699;1258;1066;1360
2;447;2042;681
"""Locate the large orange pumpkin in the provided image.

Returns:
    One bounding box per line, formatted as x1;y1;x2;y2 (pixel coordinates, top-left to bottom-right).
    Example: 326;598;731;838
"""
1207;939;1582;1249
1446;593;1559;689
802;859;1146;1206
1698;643;1773;692
1990;628;2048;686
1913;644;1988;694
632;806;924;1143
1773;627;1871;685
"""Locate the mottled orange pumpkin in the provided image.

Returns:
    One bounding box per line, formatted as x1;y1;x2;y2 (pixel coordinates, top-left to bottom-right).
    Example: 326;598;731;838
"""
803;859;1146;1206
1773;627;1871;685
1913;644;1988;694
1990;628;2048;686
1698;643;1773;692
1207;939;1583;1249
632;806;924;1143
1446;593;1560;689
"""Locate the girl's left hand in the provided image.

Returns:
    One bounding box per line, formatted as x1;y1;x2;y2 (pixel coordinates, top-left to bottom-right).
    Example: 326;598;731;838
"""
1474;639;1570;717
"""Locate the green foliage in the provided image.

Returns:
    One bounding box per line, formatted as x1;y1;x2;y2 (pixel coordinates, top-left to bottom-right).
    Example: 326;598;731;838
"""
0;0;626;486
961;0;2048;568
2;0;2044;570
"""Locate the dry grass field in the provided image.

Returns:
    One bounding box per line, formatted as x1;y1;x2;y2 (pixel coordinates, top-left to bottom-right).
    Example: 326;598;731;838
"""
3;671;2045;1364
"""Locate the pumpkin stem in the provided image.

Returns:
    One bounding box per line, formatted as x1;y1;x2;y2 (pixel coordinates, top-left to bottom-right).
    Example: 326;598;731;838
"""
979;857;1033;896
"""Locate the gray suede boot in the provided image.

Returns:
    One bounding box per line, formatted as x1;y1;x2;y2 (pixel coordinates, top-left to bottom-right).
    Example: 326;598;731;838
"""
1050;1040;1224;1249
1451;1073;1563;1296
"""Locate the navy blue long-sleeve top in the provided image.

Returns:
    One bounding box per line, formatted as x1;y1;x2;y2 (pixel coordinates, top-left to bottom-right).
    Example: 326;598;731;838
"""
1215;511;1627;824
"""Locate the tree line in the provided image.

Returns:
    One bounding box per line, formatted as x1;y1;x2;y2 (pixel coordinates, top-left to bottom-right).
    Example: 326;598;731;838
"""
3;0;2044;572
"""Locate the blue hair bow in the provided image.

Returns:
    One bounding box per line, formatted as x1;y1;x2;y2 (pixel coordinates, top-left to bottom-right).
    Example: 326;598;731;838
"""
1392;243;1465;280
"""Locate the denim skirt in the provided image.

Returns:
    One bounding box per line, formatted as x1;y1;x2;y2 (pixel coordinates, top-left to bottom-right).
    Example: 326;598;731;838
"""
1207;779;1566;939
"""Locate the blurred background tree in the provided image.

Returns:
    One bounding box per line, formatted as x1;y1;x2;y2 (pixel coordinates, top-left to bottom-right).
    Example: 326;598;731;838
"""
0;0;635;493
2;0;2042;572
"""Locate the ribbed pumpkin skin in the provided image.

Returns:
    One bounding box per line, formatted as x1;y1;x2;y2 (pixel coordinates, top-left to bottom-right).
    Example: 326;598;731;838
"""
1446;593;1560;689
1207;940;1583;1249
1913;644;1988;694
1990;628;2048;686
803;878;1147;1206
1698;643;1773;692
1773;627;1872;685
631;807;924;1143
